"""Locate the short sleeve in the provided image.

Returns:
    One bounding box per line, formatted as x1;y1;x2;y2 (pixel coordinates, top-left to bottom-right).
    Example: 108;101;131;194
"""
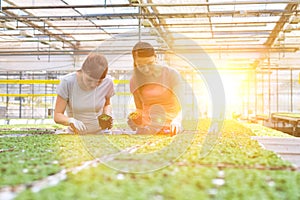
106;78;115;98
167;68;184;101
166;67;181;89
129;77;135;93
56;77;70;102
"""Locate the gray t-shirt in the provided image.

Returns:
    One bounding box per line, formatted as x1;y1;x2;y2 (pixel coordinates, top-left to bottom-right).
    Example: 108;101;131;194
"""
57;72;114;133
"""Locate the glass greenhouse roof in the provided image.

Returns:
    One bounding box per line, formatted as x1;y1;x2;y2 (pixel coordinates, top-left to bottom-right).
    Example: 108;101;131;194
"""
0;0;299;71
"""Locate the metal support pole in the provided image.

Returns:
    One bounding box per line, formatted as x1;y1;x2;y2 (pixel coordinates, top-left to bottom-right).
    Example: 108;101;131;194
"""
290;68;293;112
276;68;278;113
138;6;141;41
254;70;257;115
6;72;8;119
19;72;22;118
268;56;271;117
262;71;264;115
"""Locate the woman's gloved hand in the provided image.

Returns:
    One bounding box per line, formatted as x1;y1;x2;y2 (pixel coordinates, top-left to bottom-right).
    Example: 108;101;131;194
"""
68;118;87;133
170;111;182;135
170;119;182;135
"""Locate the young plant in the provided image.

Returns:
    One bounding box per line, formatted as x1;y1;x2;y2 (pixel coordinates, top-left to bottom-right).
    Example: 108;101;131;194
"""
98;114;113;130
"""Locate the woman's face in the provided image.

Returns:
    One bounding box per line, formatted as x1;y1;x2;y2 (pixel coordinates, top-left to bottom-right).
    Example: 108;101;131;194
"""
135;56;156;75
82;71;103;90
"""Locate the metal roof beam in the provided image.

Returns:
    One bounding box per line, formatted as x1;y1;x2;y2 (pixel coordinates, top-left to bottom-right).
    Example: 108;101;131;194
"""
0;10;291;21
0;46;296;55
2;1;292;10
265;2;298;46
1;21;280;28
249;2;298;69
2;1;76;48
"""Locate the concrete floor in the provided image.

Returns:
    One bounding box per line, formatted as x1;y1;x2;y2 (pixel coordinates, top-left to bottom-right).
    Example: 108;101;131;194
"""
252;136;300;171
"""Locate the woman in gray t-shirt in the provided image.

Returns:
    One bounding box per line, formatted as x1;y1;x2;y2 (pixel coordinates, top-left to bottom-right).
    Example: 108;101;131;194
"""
54;53;114;134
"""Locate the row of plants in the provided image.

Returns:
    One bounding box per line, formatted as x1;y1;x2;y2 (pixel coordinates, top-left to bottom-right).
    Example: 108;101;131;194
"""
272;112;300;118
0;135;62;186
0;134;93;186
16;163;300;200
0;124;63;135
1;120;299;199
242;123;293;137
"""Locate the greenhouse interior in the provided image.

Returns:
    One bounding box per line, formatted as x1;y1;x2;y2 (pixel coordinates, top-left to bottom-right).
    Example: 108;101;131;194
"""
0;0;300;199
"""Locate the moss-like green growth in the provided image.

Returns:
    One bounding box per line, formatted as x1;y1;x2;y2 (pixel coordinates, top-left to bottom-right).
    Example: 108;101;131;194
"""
1;119;299;200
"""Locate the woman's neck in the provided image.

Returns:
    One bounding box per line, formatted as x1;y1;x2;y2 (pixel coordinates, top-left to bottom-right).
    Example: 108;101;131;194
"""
76;70;89;91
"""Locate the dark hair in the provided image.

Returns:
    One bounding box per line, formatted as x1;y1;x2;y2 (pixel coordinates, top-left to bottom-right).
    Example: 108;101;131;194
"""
132;41;155;58
81;53;108;79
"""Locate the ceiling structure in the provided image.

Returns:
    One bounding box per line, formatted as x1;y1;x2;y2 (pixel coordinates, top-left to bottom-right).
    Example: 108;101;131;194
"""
0;0;299;71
